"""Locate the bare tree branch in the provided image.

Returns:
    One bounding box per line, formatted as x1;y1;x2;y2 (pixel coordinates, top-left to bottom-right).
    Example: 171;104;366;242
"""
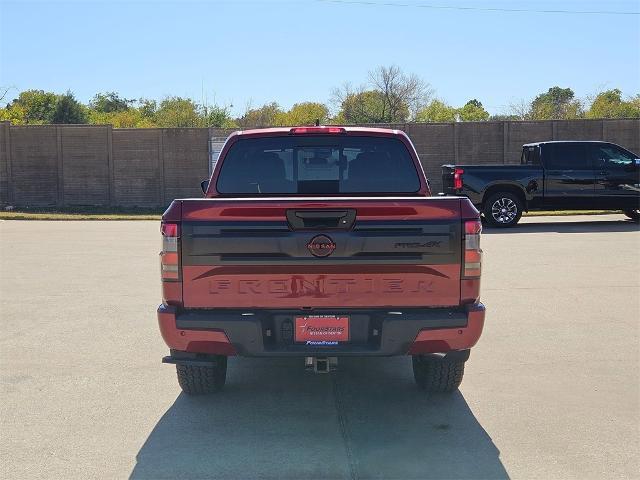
332;66;433;123
507;98;532;120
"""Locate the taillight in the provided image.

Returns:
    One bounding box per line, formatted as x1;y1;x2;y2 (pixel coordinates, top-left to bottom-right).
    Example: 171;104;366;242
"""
289;126;346;134
454;168;464;190
463;219;482;278
161;222;180;281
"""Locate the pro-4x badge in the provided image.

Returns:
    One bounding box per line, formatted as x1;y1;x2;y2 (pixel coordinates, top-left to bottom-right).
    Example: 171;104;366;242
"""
307;235;336;257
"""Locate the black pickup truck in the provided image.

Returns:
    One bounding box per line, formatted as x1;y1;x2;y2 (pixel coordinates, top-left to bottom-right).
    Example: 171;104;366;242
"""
442;140;640;227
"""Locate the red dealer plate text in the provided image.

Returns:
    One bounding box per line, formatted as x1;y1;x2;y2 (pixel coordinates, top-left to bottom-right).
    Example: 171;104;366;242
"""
294;316;350;343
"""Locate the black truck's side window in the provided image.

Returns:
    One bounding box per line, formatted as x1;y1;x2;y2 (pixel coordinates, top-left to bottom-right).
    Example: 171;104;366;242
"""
530;146;540;165
521;147;540;165
545;143;590;170
592;144;635;170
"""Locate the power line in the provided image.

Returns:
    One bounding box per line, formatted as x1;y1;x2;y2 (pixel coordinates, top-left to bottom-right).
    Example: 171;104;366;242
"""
316;0;640;16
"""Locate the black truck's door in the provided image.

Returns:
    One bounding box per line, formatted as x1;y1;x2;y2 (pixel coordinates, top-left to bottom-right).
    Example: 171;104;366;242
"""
542;143;596;208
591;143;640;210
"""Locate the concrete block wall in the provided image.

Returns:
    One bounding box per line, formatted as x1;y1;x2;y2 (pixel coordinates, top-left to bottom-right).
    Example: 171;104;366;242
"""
112;129;162;207
162;128;209;203
1;119;638;207
8;125;59;206
60;126;110;206
0;122;10;204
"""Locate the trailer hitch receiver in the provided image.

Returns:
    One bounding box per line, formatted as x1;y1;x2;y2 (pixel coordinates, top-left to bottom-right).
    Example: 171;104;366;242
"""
305;356;337;373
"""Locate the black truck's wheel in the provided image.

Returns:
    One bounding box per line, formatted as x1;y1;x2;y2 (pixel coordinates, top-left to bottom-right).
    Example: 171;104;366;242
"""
483;192;523;227
176;356;227;395
412;355;465;393
623;209;640;222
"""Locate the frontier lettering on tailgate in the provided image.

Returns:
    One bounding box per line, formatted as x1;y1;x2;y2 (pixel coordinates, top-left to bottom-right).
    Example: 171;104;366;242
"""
208;277;435;296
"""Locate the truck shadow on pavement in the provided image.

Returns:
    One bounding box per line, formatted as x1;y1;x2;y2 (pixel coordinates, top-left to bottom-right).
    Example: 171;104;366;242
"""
483;218;639;234
130;357;509;480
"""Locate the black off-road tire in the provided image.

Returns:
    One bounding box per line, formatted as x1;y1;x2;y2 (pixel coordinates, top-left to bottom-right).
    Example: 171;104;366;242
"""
623;209;640;222
482;192;523;228
176;356;227;395
412;355;465;393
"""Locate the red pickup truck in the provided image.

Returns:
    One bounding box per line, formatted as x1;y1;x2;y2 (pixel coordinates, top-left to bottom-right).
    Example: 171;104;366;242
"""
158;126;485;395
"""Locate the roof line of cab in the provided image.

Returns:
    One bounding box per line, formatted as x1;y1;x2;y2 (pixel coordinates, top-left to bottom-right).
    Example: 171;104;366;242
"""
523;140;613;147
231;126;405;137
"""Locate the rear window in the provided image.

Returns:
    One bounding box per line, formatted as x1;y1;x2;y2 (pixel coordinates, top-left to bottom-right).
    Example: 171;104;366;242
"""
216;135;421;194
544;143;590;170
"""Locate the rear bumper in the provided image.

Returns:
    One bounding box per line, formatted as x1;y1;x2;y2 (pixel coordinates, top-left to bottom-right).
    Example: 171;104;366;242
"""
157;303;485;357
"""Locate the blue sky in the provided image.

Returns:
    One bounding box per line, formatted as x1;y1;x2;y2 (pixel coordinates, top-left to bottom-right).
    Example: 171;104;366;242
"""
1;0;639;116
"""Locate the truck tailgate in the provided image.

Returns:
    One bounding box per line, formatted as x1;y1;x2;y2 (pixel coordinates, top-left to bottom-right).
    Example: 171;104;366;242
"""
441;164;457;194
179;197;464;308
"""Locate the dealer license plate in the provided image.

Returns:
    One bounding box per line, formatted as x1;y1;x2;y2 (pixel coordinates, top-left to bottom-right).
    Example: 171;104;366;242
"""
294;315;350;344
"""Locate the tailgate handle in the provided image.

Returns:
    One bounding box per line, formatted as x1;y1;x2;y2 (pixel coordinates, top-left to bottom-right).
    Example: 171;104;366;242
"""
286;209;356;230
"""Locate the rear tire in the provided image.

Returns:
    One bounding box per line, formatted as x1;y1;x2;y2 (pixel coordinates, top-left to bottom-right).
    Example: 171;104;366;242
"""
483;192;523;227
623;209;640;222
176;356;227;395
412;355;465;393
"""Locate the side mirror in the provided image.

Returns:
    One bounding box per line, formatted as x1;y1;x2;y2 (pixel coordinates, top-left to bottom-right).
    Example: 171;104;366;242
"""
200;179;209;195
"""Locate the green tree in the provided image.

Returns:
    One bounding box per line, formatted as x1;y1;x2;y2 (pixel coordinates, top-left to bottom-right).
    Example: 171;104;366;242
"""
154;97;201;127
7;89;58;124
90;92;132;113
415;99;457;122
630;95;640;116
204;104;237;128
338;90;390;124
586;89;640;118
457;99;490;121
52;91;87;124
530;86;582;120
277;102;329;126
88;109;155;128
236;102;282;127
138;98;157;119
488;114;521;121
0;103;27;124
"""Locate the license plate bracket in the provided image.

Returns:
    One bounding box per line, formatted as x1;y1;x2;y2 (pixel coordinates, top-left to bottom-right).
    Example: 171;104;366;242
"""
294;315;350;344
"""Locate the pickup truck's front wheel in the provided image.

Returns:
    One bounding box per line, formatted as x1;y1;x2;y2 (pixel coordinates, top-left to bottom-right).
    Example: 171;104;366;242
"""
176;357;227;395
412;355;465;393
483;192;523;227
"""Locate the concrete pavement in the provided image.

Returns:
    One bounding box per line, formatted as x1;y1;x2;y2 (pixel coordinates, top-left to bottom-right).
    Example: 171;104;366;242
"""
1;215;638;479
